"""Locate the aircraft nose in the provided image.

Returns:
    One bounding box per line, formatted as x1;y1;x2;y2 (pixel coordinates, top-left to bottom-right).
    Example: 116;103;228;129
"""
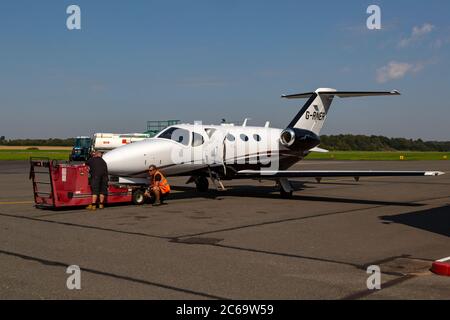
102;149;125;175
102;139;172;176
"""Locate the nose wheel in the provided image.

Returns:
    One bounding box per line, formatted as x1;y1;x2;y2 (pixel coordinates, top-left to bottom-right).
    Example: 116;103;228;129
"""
195;176;209;192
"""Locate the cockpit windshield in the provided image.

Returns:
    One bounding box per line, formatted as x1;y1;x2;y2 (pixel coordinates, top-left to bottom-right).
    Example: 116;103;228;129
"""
157;127;190;146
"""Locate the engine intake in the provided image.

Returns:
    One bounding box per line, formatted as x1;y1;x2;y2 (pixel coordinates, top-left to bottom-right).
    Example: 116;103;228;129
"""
280;128;320;151
280;128;296;147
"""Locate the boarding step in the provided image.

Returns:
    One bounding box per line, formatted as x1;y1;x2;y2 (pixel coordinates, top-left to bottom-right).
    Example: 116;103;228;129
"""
208;167;226;191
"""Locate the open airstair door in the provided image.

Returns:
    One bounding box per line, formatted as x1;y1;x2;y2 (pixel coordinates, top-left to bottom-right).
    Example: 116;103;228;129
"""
203;129;225;168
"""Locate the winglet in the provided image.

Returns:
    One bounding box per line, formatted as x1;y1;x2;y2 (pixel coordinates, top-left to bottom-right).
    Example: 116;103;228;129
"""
424;171;445;176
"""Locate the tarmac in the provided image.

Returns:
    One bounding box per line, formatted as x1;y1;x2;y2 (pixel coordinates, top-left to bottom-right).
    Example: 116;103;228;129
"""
0;160;449;299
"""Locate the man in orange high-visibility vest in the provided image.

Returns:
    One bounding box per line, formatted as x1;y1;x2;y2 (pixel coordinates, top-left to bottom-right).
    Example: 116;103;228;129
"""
145;165;170;206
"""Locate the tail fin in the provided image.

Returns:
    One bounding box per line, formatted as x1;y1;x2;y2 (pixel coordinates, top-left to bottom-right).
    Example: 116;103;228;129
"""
282;88;400;135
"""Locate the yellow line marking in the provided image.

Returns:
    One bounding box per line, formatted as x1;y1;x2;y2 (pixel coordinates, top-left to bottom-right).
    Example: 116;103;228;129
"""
0;201;34;205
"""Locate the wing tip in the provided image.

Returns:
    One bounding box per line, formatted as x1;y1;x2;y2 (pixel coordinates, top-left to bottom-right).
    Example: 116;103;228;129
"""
424;171;445;176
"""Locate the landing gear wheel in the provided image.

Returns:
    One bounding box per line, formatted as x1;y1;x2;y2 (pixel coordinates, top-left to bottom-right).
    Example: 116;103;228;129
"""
132;190;146;205
280;188;293;199
195;176;209;192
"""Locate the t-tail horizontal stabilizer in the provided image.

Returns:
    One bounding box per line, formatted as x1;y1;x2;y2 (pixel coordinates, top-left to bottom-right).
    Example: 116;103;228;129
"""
309;147;329;153
282;88;400;135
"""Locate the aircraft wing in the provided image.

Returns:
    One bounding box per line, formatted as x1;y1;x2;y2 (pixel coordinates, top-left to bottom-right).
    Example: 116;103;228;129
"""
237;170;444;179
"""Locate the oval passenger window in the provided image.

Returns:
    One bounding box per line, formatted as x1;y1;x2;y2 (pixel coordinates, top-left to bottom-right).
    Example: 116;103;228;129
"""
226;134;235;142
240;134;249;142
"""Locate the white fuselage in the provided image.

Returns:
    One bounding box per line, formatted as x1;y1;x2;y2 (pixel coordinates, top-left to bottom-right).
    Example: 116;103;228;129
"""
103;123;299;178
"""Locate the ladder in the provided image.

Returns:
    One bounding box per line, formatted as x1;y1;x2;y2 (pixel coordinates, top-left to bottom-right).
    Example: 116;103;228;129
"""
29;158;56;208
208;167;226;191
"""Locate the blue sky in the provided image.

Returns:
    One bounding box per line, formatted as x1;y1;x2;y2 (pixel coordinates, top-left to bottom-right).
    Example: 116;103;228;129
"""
0;0;449;140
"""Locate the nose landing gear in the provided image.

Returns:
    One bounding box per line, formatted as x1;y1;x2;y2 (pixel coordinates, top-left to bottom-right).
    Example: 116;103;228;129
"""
195;176;209;192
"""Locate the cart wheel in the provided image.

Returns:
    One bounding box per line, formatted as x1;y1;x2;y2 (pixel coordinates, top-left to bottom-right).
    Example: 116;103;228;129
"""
132;190;145;205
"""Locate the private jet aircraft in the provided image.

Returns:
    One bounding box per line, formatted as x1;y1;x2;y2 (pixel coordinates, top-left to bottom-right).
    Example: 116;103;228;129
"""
103;88;444;197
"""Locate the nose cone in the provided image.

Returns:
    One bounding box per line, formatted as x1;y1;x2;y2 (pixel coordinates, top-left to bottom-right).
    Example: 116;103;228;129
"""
102;147;132;176
103;141;148;176
103;139;172;177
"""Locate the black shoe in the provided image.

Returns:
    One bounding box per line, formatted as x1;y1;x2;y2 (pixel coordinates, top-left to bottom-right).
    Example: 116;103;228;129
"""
152;202;162;207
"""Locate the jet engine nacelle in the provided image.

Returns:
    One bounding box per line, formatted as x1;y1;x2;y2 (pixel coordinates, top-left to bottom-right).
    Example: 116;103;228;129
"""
279;128;320;151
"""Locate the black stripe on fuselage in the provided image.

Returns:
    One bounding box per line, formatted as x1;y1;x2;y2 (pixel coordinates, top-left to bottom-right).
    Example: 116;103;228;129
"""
287;93;318;128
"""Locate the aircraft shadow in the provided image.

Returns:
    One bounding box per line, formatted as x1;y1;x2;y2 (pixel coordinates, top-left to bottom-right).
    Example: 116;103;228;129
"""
169;185;424;207
379;205;450;237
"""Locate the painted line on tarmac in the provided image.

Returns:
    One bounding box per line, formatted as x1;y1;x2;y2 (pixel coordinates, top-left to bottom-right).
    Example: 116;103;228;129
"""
0;248;228;300
0;201;33;205
437;256;450;263
0;212;173;241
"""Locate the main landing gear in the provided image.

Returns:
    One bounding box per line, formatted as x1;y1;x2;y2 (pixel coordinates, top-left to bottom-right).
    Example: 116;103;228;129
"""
278;178;294;199
190;176;294;198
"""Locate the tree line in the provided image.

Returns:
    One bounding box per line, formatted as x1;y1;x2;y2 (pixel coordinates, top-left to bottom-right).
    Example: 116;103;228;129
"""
0;136;75;147
319;135;450;152
0;135;449;151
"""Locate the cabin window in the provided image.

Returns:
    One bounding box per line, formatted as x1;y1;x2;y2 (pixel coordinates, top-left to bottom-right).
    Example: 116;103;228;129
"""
253;134;262;142
192;132;204;147
240;134;249;142
226;134;235;142
157;127;190;146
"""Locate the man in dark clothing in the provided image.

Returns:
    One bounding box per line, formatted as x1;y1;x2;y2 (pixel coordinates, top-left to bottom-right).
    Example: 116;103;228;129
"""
86;151;108;210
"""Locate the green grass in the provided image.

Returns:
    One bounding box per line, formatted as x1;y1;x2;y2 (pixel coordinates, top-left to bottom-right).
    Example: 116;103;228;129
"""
0;149;449;161
0;150;71;161
307;151;450;161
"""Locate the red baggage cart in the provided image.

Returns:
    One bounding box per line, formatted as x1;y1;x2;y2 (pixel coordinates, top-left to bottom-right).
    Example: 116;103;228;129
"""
29;158;147;209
